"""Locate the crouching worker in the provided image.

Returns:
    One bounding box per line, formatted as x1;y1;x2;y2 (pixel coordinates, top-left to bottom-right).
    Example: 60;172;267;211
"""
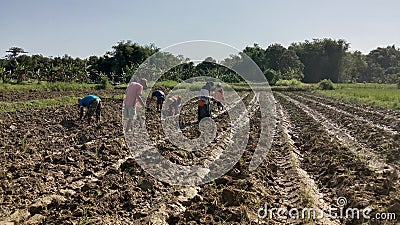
198;81;213;122
151;89;165;112
214;83;225;111
165;95;182;116
124;78;147;132
78;94;102;125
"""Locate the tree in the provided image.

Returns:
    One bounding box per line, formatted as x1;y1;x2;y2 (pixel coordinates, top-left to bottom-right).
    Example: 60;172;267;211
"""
242;43;304;83
5;47;28;83
243;43;268;72
196;57;218;78
6;47;28;58
0;59;6;83
290;38;349;83
265;44;304;80
220;54;245;83
106;41;159;80
364;45;400;83
264;68;281;85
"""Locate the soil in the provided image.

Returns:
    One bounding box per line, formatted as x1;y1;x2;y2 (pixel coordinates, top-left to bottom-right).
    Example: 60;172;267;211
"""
0;90;399;224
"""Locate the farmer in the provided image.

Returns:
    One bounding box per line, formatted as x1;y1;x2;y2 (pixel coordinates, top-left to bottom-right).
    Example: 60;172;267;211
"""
198;81;213;122
78;94;102;125
124;78;147;132
166;95;182;116
151;89;165;112
214;82;225;111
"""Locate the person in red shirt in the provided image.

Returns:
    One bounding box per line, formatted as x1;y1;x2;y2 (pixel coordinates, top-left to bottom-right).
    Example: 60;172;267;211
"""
124;78;147;132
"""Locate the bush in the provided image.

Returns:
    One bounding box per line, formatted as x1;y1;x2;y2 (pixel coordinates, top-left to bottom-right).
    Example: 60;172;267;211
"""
263;69;281;86
275;79;303;86
96;76;111;90
318;79;335;90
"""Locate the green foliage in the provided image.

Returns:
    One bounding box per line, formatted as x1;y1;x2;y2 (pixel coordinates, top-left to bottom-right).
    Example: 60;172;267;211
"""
0;96;78;113
356;45;400;84
6;47;28;58
96;75;111;90
0;92;124;112
0;81;96;91
317;87;400;110
109;40;158;77
339;51;367;83
318;79;335;90
289;38;349;83
0;65;5;83
335;83;397;89
263;69;281;85
2;41;399;85
275;79;304;86
243;43;304;82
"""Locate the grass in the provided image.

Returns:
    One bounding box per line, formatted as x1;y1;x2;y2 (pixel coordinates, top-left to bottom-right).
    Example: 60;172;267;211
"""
0;81;97;91
0;96;78;113
0;79;305;93
334;83;397;89
272;79;317;91
154;80;180;89
317;87;400;110
275;79;304;86
2;80;398;111
0;93;124;113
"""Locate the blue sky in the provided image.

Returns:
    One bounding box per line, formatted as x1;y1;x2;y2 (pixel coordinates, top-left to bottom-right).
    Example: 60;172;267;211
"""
1;0;399;58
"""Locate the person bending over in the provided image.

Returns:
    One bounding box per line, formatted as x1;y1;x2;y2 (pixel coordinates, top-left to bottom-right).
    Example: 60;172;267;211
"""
78;94;102;125
124;78;147;132
151;89;165;112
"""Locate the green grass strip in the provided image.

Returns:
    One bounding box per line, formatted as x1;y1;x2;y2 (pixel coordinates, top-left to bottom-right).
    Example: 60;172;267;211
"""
0;93;126;113
0;96;78;113
334;83;397;89
0;82;98;92
316;88;400;110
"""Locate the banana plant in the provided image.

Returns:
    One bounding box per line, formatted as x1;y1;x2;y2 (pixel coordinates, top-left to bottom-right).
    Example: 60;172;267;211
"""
0;66;5;83
16;63;25;84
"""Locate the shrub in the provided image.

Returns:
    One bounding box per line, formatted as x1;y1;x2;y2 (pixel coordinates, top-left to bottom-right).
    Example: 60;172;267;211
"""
263;69;281;86
96;76;111;90
275;79;303;86
318;79;335;90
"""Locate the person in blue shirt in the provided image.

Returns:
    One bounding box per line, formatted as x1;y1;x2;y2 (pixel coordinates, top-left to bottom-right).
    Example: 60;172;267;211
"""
78;94;102;125
151;89;165;112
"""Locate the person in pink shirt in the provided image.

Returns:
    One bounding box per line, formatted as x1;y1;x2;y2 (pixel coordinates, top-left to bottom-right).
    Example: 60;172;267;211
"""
124;78;147;132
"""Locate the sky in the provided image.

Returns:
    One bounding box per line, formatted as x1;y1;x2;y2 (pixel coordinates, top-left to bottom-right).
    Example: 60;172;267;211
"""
1;0;399;59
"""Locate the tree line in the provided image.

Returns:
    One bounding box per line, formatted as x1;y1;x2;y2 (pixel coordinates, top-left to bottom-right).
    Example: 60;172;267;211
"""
1;39;399;84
